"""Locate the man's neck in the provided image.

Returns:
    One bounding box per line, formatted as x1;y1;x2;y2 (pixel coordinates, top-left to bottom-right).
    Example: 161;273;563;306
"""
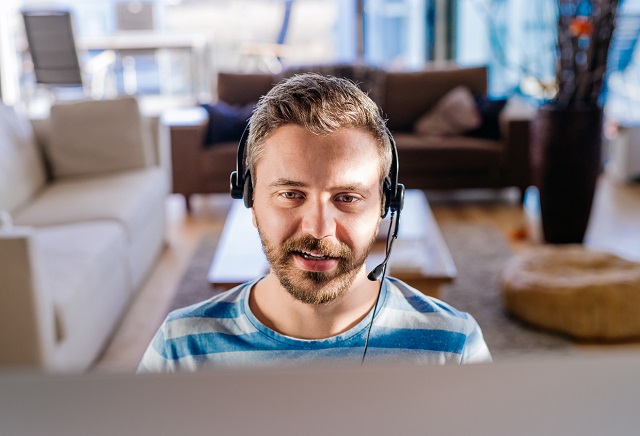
249;271;381;340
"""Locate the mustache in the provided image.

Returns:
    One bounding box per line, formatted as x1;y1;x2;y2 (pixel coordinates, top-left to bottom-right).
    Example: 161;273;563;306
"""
282;235;351;258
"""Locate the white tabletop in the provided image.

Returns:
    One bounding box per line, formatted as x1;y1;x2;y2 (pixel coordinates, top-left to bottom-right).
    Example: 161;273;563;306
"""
77;31;209;52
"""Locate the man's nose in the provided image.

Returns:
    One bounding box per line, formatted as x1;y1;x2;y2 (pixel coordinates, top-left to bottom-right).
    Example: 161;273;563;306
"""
300;199;336;239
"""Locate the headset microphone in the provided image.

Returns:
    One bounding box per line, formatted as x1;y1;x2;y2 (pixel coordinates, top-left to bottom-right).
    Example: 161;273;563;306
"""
367;264;386;282
367;206;401;281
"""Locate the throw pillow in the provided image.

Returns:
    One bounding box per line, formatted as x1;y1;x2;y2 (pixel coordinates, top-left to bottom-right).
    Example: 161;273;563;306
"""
46;97;154;178
201;102;255;146
413;86;481;136
464;96;508;140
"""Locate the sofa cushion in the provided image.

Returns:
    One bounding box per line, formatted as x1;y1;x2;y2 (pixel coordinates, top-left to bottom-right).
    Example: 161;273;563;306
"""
0;104;47;214
201;101;254;146
414;86;481;136
384;66;488;132
393;133;503;172
35;222;130;369
217;72;279;106
46;97;154;178
464;96;508;140
14;167;167;242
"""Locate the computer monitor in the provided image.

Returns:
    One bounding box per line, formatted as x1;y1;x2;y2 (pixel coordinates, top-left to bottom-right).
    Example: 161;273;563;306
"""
1;351;639;435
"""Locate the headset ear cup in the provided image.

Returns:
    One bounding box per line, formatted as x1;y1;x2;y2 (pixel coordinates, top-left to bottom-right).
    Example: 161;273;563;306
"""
243;171;253;208
230;171;243;199
391;183;405;213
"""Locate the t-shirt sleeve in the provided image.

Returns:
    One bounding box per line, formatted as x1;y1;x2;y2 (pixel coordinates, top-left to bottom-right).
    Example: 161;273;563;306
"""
137;322;173;373
461;316;492;364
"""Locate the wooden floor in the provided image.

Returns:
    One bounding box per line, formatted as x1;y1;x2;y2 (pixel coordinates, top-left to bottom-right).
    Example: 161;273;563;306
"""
94;176;640;372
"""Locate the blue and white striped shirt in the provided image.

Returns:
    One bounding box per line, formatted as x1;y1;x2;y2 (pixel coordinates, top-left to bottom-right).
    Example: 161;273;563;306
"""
138;277;491;372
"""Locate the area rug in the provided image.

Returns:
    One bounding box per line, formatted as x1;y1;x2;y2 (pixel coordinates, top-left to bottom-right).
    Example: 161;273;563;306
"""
168;223;576;359
438;223;575;359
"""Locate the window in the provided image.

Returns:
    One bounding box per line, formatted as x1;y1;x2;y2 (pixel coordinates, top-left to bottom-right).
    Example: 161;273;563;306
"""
456;0;557;98
363;0;431;69
606;0;640;122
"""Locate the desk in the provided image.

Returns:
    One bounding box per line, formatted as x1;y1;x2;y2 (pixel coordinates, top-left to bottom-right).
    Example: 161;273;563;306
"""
77;31;211;99
208;190;456;297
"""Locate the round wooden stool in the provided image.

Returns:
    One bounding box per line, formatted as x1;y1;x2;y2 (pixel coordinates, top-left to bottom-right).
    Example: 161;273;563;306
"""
501;245;640;340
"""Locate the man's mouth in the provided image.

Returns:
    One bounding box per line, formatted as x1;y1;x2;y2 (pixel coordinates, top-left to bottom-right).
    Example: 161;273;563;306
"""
295;250;333;261
291;250;340;272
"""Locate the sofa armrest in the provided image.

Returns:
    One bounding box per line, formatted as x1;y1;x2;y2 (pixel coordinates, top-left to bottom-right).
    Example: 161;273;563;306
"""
0;224;56;369
499;98;537;196
161;107;209;202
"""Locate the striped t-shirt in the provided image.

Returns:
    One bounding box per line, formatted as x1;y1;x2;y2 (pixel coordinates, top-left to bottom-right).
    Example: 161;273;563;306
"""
138;277;491;372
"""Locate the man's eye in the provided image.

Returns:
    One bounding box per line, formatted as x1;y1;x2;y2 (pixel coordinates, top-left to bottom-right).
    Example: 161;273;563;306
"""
336;195;358;203
281;192;300;200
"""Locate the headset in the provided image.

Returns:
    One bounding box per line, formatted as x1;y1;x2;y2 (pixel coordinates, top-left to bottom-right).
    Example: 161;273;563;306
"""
230;121;405;364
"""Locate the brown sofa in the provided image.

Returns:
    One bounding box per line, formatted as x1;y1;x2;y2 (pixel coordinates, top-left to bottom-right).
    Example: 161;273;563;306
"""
168;64;532;210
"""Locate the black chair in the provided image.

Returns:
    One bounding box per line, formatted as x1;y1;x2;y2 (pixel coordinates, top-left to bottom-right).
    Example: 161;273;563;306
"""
22;10;83;87
22;9;116;99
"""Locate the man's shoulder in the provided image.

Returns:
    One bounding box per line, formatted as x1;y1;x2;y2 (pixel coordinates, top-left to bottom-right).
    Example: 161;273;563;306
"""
381;277;491;363
165;283;249;324
384;277;471;321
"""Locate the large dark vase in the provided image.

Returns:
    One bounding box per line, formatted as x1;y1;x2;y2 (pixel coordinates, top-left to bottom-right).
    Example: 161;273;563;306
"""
530;104;603;244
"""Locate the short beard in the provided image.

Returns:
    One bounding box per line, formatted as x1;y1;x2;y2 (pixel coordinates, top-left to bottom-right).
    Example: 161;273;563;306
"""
257;229;376;305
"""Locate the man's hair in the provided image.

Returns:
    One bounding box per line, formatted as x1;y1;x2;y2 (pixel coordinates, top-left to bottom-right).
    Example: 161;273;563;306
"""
246;73;392;186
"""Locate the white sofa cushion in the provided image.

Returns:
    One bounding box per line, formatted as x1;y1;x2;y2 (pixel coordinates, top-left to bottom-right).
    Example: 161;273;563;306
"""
46;97;155;178
35;222;131;370
14;167;167;242
0;104;47;214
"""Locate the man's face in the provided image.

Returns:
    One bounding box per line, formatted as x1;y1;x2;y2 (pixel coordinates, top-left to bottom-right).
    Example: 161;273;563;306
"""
251;124;383;305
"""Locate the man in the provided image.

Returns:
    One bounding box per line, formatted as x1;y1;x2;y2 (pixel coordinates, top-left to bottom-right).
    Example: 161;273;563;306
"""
139;73;491;372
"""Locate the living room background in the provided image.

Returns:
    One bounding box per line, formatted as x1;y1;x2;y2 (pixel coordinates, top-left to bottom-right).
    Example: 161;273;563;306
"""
1;0;640;398
0;0;639;121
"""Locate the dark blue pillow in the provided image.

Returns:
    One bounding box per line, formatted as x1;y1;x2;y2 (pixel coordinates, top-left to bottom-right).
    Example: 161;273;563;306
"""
200;101;255;146
464;96;507;141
